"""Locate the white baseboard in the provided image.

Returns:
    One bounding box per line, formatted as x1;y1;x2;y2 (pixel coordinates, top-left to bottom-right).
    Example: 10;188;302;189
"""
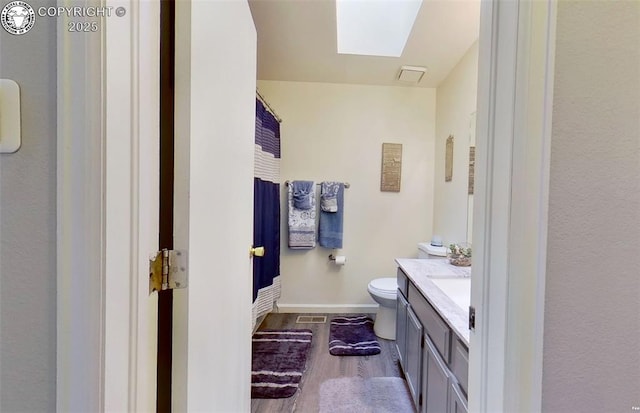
275;303;379;314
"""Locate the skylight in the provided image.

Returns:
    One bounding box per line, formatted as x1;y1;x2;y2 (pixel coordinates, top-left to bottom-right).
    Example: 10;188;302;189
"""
336;0;423;57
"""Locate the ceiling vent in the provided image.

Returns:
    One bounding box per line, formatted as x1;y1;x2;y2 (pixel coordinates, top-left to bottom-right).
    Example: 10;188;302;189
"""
397;65;427;83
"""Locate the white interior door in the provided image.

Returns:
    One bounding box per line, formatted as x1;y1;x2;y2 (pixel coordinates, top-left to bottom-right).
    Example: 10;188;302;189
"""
59;1;255;411
172;1;257;411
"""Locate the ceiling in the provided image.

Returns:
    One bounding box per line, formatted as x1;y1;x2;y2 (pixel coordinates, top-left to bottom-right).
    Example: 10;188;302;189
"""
249;0;481;88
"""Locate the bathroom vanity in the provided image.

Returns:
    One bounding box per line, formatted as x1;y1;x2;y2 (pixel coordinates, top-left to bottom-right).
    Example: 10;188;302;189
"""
395;258;471;413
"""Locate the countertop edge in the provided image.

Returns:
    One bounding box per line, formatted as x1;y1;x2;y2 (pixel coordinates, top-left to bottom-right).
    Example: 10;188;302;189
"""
396;258;470;346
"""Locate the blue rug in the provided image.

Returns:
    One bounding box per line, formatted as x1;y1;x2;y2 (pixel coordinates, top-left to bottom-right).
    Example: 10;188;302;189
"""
329;315;381;356
251;329;313;398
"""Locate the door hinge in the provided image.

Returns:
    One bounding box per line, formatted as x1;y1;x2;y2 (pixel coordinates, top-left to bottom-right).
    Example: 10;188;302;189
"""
149;249;188;294
469;306;476;331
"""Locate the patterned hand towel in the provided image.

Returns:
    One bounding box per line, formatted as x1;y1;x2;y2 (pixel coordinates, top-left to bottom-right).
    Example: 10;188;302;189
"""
288;181;316;249
320;181;339;212
318;182;344;249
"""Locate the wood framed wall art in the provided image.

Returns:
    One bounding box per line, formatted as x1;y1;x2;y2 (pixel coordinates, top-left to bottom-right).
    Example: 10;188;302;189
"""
468;146;475;194
445;135;454;182
380;143;402;192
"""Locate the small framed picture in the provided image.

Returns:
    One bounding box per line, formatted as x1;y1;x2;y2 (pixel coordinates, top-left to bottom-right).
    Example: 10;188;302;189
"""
380;143;402;192
445;135;454;182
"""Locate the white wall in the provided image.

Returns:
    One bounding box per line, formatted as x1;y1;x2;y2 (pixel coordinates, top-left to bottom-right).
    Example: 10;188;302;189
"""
433;41;479;246
0;1;57;410
542;1;640;411
257;81;435;310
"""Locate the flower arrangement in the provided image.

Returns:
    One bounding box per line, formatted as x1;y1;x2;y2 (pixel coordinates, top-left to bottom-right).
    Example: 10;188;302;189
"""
448;243;472;267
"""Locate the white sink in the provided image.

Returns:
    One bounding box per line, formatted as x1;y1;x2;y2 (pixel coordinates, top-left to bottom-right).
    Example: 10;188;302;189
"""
429;278;471;310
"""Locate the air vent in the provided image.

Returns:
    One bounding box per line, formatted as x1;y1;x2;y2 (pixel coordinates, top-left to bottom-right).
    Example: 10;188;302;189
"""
397;65;427;83
296;315;327;324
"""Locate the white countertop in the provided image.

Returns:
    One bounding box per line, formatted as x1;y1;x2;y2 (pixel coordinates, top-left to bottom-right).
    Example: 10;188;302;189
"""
395;258;471;346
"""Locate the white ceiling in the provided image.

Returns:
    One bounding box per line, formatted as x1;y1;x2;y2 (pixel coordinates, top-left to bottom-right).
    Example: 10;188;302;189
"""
249;0;481;88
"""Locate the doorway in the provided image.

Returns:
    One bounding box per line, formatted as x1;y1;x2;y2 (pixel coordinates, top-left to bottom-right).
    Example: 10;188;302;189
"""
57;0;556;411
249;1;479;411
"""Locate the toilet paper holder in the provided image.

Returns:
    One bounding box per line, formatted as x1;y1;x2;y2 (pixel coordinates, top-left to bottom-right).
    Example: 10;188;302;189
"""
328;254;346;265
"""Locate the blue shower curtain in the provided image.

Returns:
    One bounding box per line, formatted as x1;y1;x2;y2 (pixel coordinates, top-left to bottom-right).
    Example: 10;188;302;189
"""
252;98;281;327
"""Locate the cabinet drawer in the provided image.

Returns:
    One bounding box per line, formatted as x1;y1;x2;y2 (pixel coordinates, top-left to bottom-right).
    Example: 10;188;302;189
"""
451;338;469;396
408;283;451;362
397;268;409;298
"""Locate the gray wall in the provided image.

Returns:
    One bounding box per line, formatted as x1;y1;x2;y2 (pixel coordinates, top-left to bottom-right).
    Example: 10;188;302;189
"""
543;1;640;411
0;0;57;411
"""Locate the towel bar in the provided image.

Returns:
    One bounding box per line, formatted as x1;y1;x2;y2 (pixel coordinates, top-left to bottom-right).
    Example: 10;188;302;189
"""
285;180;350;188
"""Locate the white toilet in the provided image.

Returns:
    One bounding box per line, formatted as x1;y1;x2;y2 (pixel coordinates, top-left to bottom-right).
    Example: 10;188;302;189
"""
368;242;448;340
367;277;398;340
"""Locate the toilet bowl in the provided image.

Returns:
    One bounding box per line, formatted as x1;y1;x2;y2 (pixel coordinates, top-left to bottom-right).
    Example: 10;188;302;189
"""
367;277;397;340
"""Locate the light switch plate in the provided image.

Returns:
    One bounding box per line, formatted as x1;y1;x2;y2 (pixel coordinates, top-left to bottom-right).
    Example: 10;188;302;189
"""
0;79;21;153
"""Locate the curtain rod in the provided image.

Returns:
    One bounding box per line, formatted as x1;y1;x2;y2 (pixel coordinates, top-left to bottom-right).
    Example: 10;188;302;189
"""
285;180;350;189
256;89;283;123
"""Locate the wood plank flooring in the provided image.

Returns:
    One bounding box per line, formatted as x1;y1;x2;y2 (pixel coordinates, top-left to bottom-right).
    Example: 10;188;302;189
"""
251;313;411;413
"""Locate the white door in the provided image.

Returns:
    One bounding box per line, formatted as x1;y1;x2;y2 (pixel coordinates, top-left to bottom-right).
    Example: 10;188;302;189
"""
60;1;255;411
172;1;257;411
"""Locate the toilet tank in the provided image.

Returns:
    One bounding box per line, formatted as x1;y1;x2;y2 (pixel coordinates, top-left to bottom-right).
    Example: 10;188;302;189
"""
418;242;448;259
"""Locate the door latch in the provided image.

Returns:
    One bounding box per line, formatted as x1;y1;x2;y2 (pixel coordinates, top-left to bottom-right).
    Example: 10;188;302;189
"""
469;306;476;331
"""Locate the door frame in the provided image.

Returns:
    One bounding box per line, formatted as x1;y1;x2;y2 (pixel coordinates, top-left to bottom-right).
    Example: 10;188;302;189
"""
56;0;160;411
470;0;556;411
56;0;557;411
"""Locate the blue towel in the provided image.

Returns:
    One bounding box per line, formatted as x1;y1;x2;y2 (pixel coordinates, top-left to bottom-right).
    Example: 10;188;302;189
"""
319;182;344;249
292;180;314;210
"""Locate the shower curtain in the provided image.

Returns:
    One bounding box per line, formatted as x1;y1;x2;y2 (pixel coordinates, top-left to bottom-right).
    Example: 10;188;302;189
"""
252;98;281;328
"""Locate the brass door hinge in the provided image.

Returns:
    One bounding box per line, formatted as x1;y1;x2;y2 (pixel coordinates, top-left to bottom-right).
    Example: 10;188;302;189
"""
149;249;188;294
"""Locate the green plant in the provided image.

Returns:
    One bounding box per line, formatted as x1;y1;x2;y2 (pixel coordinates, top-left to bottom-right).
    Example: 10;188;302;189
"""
449;243;472;258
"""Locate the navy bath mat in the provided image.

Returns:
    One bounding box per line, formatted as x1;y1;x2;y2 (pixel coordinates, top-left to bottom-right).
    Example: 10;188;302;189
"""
329;315;381;356
251;329;313;398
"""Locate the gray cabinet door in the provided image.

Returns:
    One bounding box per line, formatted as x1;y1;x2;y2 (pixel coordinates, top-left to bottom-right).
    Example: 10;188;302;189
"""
449;380;468;413
450;338;468;396
396;291;409;369
406;306;423;409
422;334;449;413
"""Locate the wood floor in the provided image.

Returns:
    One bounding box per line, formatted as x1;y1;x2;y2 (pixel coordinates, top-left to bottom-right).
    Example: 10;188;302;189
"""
251;313;411;413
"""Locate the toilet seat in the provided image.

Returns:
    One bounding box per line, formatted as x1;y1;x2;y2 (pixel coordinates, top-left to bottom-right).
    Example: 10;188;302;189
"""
368;277;397;300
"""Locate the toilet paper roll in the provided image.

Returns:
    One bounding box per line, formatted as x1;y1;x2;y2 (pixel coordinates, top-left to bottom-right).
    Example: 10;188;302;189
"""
334;255;346;265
